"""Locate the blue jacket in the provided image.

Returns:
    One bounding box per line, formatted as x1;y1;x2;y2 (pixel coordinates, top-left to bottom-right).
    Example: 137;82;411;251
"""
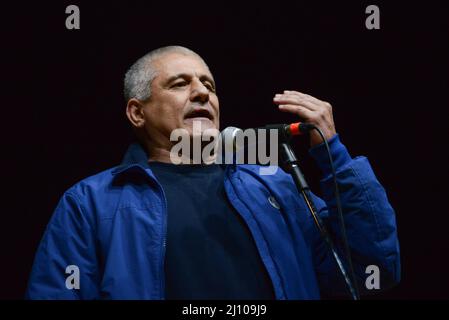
26;135;400;299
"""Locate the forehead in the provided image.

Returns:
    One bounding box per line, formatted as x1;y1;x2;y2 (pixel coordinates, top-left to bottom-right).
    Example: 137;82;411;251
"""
152;53;213;80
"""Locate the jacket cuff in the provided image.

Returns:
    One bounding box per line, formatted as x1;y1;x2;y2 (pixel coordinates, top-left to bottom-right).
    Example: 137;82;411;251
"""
308;134;352;178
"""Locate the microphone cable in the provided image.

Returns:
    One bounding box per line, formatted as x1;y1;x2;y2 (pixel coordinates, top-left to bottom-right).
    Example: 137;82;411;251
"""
306;123;360;300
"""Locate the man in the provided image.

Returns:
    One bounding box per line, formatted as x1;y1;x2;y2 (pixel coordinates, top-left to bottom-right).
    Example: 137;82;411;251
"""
26;46;400;299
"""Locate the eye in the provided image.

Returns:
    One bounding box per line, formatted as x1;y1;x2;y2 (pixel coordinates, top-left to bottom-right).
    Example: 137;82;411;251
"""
172;81;188;88
203;82;216;92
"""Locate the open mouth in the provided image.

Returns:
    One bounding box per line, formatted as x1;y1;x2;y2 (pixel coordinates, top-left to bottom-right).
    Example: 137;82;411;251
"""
184;108;214;121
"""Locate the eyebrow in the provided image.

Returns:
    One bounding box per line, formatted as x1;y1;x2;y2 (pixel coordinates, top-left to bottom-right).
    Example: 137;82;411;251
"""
165;73;216;87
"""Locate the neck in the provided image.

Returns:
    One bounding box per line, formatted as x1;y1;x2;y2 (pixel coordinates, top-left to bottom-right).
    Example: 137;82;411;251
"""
144;142;218;165
147;147;175;163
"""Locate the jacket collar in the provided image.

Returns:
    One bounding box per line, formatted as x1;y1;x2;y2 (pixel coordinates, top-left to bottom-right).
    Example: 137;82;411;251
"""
111;141;236;178
111;142;151;177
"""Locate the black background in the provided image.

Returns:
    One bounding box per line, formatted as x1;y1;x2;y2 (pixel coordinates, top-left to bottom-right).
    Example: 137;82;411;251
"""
1;1;448;299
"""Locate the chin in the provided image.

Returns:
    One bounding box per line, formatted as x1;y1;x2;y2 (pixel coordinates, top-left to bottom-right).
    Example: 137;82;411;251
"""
183;118;218;135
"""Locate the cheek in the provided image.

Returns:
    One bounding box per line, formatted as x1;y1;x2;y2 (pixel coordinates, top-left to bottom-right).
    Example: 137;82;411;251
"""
160;103;188;132
211;96;220;114
143;103;176;130
146;92;191;131
163;94;186;114
157;95;184;117
159;106;182;128
214;105;220;126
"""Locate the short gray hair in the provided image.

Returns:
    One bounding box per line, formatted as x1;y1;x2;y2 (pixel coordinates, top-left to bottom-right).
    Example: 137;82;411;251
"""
123;46;205;102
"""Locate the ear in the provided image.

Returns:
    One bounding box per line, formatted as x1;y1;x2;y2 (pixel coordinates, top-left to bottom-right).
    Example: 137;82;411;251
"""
126;98;146;128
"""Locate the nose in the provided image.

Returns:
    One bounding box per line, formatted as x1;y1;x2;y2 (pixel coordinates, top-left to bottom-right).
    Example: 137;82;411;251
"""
189;78;209;104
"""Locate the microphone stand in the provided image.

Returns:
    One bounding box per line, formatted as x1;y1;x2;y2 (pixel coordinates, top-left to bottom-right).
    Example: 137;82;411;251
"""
279;139;359;300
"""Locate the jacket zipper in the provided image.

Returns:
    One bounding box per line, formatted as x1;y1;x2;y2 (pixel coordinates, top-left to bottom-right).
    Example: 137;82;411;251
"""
159;185;168;300
150;176;168;300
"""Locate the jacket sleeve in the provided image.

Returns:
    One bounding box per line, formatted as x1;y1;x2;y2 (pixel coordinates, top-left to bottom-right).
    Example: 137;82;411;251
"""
26;191;100;299
307;134;401;296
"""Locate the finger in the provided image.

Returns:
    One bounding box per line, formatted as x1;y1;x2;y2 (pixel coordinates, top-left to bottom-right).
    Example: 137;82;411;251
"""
283;90;325;106
277;104;315;120
274;94;320;111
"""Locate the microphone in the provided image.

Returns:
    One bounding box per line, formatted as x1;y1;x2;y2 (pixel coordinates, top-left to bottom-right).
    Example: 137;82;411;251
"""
260;122;314;136
221;122;314;145
222;122;312;139
220;122;313;149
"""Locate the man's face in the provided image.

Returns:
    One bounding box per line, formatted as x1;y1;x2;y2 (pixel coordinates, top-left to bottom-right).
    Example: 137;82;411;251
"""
140;52;219;145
